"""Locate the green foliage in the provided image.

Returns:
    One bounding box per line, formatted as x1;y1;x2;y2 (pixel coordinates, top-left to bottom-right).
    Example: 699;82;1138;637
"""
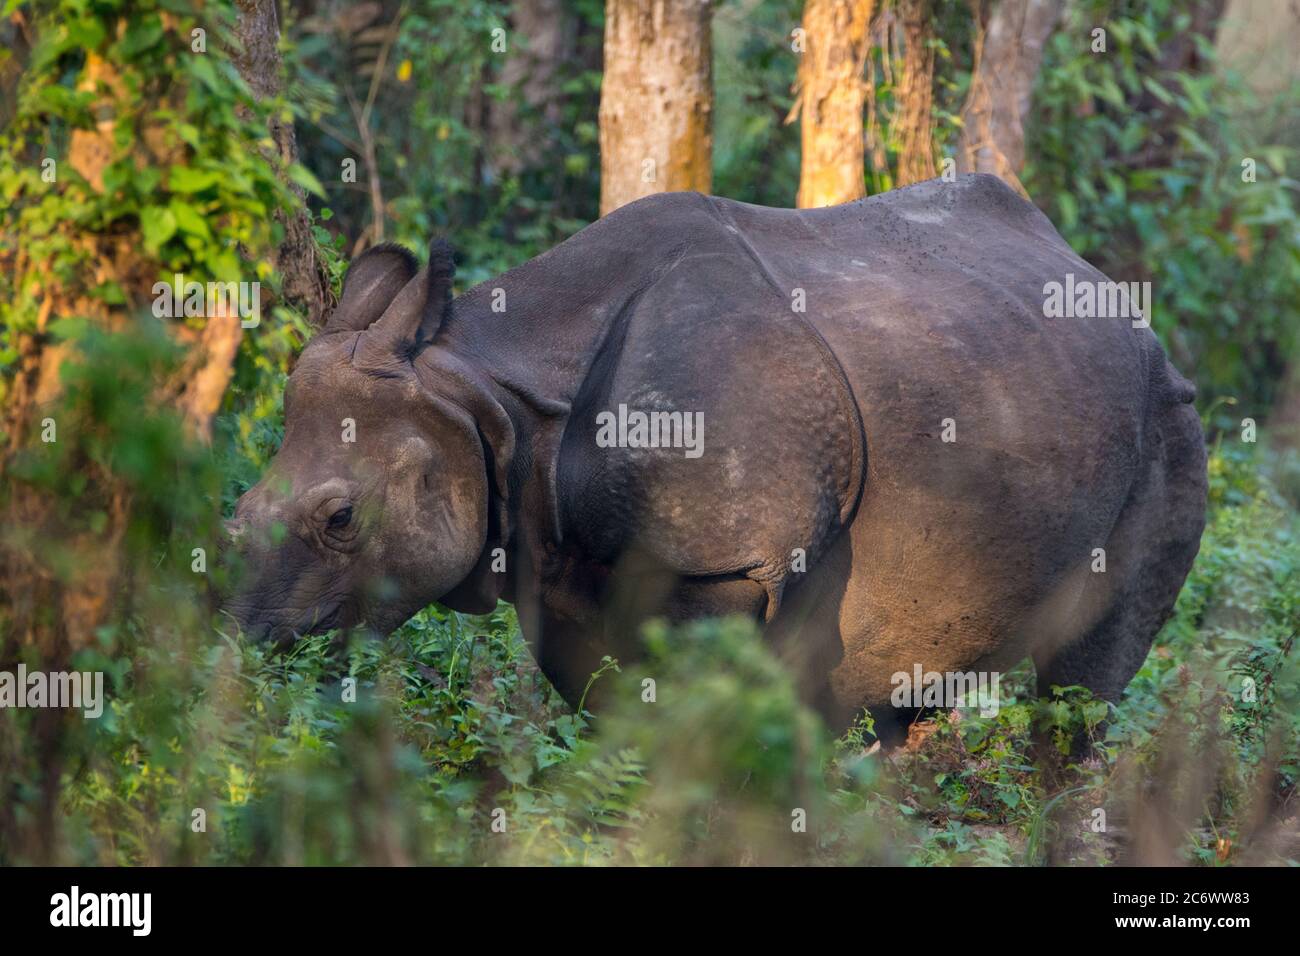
0;0;327;555
0;0;304;374
712;0;803;207
9;318;220;552
1118;440;1300;792
1025;0;1300;416
864;0;974;195
288;0;604;286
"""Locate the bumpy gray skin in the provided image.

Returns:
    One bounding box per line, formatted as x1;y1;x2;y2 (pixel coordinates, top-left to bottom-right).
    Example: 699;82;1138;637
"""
226;174;1208;731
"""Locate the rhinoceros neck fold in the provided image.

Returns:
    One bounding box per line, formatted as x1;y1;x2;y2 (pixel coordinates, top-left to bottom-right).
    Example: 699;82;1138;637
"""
433;192;723;412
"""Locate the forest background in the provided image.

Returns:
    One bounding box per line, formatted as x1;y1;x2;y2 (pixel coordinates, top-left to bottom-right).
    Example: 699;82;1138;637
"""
0;0;1297;865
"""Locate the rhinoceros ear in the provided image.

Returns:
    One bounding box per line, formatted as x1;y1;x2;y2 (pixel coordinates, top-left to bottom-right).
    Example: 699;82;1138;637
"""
419;239;456;346
326;243;419;333
357;239;456;360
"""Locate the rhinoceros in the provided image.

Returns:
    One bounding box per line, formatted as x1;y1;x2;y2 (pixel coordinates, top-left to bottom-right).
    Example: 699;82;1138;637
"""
225;174;1207;733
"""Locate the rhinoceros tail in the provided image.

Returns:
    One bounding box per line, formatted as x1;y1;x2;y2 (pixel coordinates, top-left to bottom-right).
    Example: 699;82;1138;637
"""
1143;331;1197;408
1157;353;1197;406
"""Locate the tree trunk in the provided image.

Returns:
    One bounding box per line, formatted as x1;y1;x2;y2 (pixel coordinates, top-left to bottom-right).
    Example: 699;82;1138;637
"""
598;0;713;216
955;0;1063;196
894;0;938;185
235;0;329;325
790;0;875;208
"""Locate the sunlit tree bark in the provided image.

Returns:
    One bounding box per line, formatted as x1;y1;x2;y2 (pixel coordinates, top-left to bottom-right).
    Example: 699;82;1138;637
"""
598;0;713;216
895;0;937;185
790;0;875;208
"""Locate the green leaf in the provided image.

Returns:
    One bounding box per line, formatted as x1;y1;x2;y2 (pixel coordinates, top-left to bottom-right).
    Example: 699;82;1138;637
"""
140;206;177;252
287;163;327;199
48;316;90;342
117;15;164;58
168;199;211;239
62;17;107;52
1057;192;1078;230
168;165;222;194
175;123;202;149
1140;77;1175;107
187;55;220;91
93;281;126;305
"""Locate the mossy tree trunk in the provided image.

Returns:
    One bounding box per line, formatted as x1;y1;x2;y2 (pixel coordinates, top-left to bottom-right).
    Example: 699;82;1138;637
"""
234;0;329;325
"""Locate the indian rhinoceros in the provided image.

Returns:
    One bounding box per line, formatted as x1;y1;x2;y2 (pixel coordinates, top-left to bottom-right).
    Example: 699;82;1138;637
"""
225;174;1207;733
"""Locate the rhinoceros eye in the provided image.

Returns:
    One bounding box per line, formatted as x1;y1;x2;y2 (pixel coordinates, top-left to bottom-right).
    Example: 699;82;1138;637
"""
327;505;353;530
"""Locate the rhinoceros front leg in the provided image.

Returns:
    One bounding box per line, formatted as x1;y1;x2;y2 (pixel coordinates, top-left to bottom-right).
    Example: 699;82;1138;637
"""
526;611;609;712
525;570;768;713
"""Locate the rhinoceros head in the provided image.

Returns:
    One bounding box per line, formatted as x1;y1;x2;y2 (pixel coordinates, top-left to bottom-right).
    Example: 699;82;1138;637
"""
223;240;513;642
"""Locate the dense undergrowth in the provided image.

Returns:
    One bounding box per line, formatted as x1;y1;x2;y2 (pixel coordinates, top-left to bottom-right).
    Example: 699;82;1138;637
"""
13;438;1292;866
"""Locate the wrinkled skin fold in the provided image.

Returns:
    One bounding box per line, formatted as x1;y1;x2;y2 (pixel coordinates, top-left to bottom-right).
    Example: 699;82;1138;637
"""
225;174;1208;732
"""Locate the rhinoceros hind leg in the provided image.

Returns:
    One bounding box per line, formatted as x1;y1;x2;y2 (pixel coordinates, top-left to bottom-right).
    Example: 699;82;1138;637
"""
1033;402;1207;710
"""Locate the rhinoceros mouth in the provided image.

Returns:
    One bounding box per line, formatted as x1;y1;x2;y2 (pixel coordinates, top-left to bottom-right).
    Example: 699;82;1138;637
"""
224;597;354;645
297;600;351;636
